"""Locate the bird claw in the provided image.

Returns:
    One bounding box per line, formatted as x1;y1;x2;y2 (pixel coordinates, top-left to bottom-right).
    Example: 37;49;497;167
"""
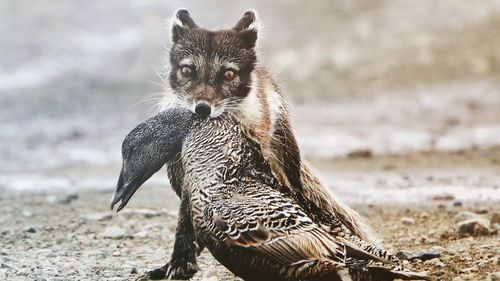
148;260;199;280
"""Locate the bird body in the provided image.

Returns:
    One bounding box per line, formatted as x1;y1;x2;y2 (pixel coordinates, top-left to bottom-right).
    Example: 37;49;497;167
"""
111;109;429;281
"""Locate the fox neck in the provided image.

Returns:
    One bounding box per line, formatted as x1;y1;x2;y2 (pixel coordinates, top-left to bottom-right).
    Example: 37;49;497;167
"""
236;68;293;190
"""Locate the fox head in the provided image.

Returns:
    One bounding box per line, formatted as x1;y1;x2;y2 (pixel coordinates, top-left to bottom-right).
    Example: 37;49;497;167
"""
165;9;259;118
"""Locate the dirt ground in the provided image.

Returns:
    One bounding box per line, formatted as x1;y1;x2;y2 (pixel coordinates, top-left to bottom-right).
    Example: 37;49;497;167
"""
1;148;498;281
1;2;500;280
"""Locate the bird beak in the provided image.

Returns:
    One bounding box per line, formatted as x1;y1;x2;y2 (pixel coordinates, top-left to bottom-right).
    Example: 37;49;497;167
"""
109;108;194;212
110;169;144;212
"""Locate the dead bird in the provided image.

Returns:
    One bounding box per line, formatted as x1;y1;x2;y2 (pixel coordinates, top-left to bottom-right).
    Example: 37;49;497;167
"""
154;9;374;278
110;108;429;281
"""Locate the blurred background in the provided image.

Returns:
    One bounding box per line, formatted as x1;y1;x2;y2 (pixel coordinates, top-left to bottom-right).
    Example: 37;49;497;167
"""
1;0;500;203
1;2;500;280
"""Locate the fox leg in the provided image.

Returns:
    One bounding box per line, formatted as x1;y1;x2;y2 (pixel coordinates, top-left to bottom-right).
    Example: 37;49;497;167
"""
148;189;200;280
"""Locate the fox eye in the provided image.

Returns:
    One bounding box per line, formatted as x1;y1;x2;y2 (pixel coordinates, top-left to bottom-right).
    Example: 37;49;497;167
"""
181;66;192;78
224;70;235;81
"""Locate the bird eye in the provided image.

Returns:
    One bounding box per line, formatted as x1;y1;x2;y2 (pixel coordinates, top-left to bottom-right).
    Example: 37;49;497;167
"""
224;70;235;81
181;66;192;78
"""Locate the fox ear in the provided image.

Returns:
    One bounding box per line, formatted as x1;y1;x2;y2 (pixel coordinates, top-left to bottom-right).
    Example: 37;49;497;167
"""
233;10;259;49
171;9;198;43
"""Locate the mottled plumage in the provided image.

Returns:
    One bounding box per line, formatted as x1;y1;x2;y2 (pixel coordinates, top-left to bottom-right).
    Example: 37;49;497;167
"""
111;108;429;281
156;8;375;279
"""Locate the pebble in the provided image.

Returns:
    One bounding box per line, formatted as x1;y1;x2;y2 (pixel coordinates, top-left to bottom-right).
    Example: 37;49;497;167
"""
61;263;76;274
124;208;163;218
460;267;479;273
454;211;482;223
491;212;500;224
396;248;443;261
424;258;445;268
424;238;438;244
432;194;455;201
487;272;500;281
15;268;28;276
347;148;372;158
474;208;489;214
22;211;33;217
84;213;112;221
419;212;430;219
36;249;52;257
46;193;79;204
0;256;17;263
401;217;415;225
26;227;36;233
493;223;500;232
102;226;126;239
452;274;476;281
132;231;149;238
455;218;491;237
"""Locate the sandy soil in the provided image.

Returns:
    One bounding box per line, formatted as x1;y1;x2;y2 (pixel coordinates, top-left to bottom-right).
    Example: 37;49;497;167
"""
1;149;499;281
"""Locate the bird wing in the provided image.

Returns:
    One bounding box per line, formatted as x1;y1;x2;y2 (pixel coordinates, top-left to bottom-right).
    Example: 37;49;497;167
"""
204;190;347;265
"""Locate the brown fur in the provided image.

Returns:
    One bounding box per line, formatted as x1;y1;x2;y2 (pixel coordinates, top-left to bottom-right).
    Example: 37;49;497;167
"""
239;66;377;243
161;9;376;244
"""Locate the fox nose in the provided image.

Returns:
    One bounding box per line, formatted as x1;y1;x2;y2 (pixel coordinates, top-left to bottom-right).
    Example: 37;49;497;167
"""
195;103;211;118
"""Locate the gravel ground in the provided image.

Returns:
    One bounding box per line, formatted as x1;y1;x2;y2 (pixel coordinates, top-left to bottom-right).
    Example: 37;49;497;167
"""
1;149;499;281
1;2;500;280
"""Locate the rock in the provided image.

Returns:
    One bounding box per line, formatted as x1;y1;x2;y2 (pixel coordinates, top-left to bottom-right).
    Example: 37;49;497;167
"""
432;194;454;201
452;274;476;281
486;272;500;281
419;212;430;219
124;208;162;218
493;223;500;232
455;218;491;237
474;208;488;214
102;226;126;239
36;249;52;257
46;193;79;204
0;256;17;263
491;212;500;224
347;148;372;158
25;227;36;233
15;268;29;276
46;253;57;258
424;258;445;267
489;256;499;266
0;269;7;280
61;263;76;274
396;248;443;261
401;217;415;225
460;267;479;273
132;231;149;238
424;238;438;244
21;211;32;217
454;211;484;223
0;261;20;271
131;268;138;274
84;213;112;221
